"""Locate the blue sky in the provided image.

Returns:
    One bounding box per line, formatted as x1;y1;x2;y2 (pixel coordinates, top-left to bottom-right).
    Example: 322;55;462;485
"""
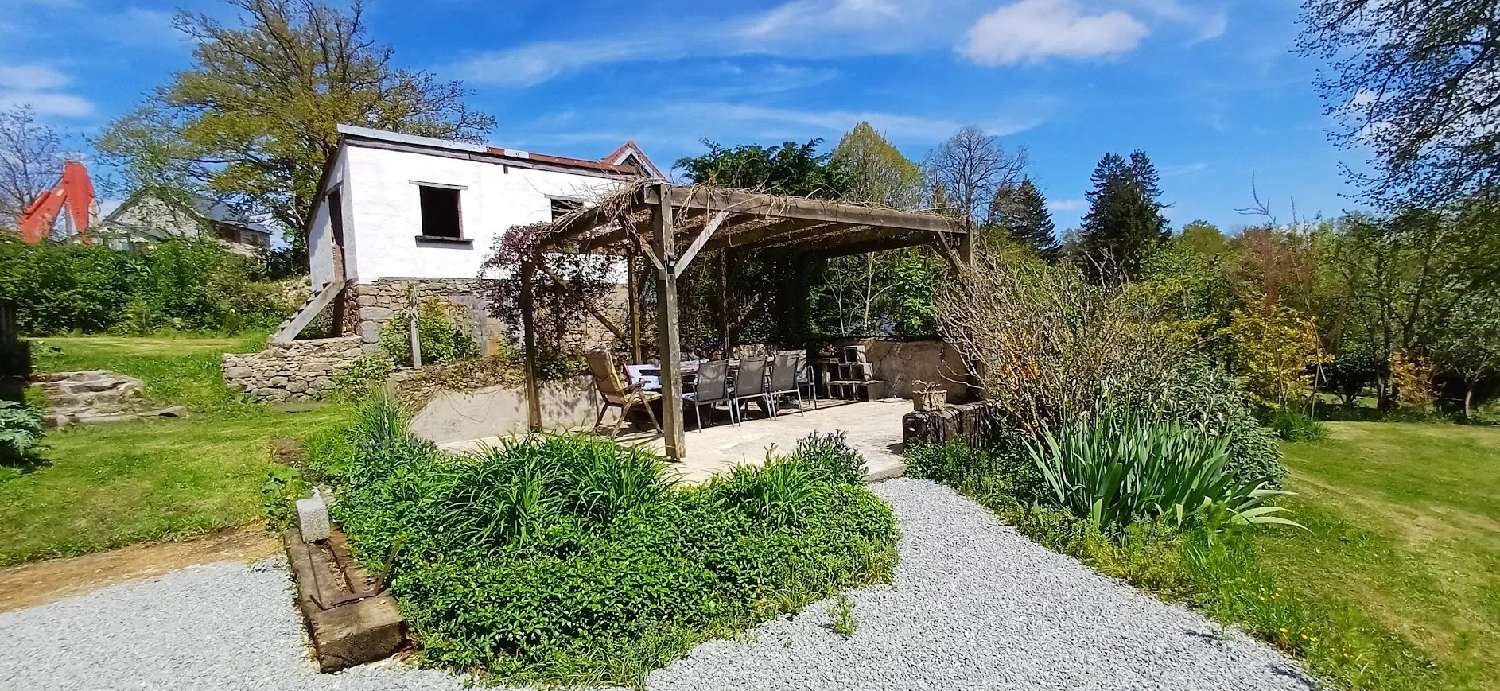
0;0;1366;232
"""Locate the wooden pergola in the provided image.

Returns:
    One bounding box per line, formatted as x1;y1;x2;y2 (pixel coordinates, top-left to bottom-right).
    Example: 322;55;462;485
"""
519;181;969;460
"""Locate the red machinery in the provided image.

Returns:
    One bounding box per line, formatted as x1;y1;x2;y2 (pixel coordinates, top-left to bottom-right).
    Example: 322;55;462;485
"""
17;160;98;244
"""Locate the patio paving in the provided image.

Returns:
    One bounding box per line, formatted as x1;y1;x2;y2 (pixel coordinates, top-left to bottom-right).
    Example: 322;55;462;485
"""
437;399;911;483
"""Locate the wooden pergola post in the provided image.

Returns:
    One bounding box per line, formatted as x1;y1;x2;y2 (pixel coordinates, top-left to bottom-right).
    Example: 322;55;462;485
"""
519;261;542;431
651;183;686;459
626;248;642;363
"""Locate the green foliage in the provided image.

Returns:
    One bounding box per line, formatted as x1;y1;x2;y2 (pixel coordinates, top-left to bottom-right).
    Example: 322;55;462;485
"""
987;178;1058;256
830;594;857;638
378;299;479;366
831;121;924;208
1078;150;1169;280
96;0;494;258
329;354;395;402
1266;407;1328;442
0;400;43;468
319;400;898;684
0;236;290;335
1028;413;1298;532
675;138;850;198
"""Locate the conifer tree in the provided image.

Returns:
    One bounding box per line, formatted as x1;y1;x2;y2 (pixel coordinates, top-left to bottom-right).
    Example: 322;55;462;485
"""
988;177;1057;256
1078;150;1169;280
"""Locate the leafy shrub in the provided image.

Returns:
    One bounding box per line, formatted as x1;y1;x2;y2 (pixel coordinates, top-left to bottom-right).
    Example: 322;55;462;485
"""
329;354;395;402
933;254;1285;486
0;235;291;335
1028;413;1298;532
378;298;480;366
906;430;1044;505
781;431;867;485
320;400;898;684
0;400;44;467
1266;407;1327;442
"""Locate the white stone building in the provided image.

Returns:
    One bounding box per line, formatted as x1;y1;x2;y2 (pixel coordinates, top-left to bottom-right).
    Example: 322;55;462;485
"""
234;125;661;402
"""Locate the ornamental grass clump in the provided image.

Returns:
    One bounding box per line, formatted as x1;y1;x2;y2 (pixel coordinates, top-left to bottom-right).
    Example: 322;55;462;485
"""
320;399;898;685
1028;413;1299;533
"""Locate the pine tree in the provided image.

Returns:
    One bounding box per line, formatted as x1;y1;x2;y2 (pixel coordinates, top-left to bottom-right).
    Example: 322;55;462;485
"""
987;177;1057;256
1078;150;1169;280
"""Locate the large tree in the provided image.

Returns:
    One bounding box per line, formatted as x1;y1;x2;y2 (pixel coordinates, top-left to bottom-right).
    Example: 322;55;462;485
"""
1077;151;1169;280
96;0;494;260
0;106;63;228
925;126;1027;227
1299;0;1500;207
987;177;1057;256
831;121;924;209
675;138;849;198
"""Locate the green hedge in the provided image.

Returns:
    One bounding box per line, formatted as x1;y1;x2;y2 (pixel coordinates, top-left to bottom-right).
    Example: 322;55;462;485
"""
0;236;291;335
312;401;898;685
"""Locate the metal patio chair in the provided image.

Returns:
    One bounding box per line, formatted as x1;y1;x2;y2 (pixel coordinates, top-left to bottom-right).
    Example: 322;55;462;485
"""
768;352;806;417
585;350;661;438
682;359;732;431
729;356;771;423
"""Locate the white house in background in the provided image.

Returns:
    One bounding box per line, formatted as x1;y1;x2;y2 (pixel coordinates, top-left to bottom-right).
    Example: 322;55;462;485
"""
271;124;662;345
100;190;273;255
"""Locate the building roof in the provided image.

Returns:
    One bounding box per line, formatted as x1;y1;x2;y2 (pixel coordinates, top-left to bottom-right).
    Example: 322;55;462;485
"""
103;189;272;236
336;124;664;179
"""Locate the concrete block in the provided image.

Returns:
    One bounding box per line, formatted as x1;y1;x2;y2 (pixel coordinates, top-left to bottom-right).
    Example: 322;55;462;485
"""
297;494;331;543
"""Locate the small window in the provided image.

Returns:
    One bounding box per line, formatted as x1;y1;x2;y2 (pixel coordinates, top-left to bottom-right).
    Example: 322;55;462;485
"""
419;185;462;239
550;198;581;221
216;224;240;243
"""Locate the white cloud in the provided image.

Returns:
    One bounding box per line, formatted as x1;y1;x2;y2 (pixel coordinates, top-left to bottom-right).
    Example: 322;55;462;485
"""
667;102;1044;141
1160;162;1209;177
1047;198;1086;211
1129;0;1228;42
455;40;657;88
960;0;1149;66
0;63;93;117
0;91;94;117
0;64;69;90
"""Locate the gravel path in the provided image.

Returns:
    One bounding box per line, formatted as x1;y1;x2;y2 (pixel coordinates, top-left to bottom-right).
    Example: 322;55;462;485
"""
0;479;1312;691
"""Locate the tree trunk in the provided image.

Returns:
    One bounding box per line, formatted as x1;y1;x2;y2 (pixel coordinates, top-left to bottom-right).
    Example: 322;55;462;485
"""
1465;384;1474;419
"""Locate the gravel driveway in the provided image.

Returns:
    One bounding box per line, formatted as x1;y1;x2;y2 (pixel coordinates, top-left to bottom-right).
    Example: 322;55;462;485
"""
0;479;1313;691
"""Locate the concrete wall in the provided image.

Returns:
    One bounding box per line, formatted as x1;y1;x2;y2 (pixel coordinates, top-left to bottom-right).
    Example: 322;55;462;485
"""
407;375;600;444
222;336;363;402
338;144;626;283
825;338;971;402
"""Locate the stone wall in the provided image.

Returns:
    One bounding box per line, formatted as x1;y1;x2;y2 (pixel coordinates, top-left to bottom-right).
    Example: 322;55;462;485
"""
349;277;628;356
813;338;971;401
351;278;490;352
222;336;364;402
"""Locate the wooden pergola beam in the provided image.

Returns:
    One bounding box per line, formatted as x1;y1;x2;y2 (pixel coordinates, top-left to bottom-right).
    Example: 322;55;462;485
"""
643;185;963;236
650;183;686;460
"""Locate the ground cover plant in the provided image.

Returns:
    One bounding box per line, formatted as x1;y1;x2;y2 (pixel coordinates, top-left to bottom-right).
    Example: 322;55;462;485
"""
1;334;347;565
310;400;899;685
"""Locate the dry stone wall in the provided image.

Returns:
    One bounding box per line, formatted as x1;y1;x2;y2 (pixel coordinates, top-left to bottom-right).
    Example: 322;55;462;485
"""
352;278;489;352
222;336;363;402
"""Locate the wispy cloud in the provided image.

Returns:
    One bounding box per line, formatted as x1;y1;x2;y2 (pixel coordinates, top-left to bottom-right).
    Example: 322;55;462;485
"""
0;63;94;117
453;0;1232;88
961;0;1148;66
1047;198;1086;211
1161;161;1209;177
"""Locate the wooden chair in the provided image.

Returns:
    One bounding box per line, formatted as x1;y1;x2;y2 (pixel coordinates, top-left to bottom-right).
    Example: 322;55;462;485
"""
585;350;661;437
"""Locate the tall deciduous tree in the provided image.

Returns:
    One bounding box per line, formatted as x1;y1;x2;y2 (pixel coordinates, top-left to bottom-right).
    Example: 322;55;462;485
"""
925;126;1027;227
987;178;1057;256
831;122;923;209
675;138;849;198
0;106;63;228
96;0;494;261
1299;0;1500;207
1078;151;1169;280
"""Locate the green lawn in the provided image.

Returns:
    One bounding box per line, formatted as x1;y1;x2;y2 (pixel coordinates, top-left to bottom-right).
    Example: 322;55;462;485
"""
1262;422;1500;690
2;334;349;566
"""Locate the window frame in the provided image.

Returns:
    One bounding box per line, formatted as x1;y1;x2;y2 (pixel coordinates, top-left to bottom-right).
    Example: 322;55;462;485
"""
412;181;470;245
